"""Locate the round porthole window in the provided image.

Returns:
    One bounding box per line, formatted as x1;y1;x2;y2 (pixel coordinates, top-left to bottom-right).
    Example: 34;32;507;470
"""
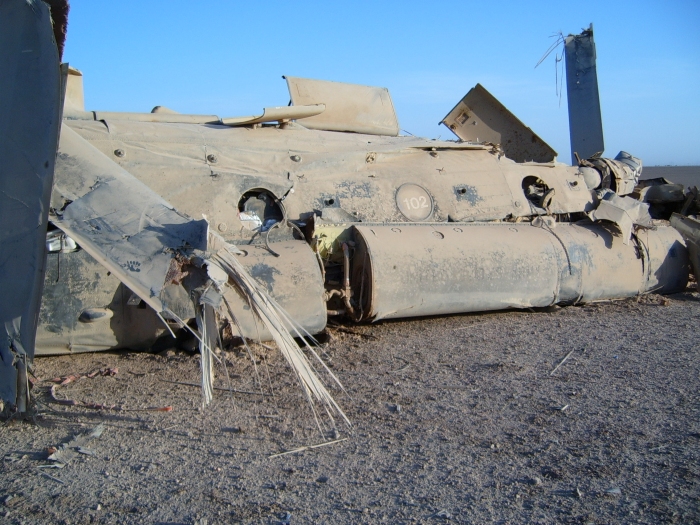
395;183;434;221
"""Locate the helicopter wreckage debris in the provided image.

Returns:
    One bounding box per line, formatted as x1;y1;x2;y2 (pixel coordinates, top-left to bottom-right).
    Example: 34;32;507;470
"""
1;1;699;420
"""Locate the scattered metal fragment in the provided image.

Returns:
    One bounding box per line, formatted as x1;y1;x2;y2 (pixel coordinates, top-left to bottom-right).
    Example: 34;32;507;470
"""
389;363;411;374
269;437;348;459
3;453;27;463
50;368;118;386
47;423;105;466
49;384;171;412
40;472;66;485
550;349;576;376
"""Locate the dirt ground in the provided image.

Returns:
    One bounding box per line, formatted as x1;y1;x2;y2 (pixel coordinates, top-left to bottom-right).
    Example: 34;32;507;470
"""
1;289;699;525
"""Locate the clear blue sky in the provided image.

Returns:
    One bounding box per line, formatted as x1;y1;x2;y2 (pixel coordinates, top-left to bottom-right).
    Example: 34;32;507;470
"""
63;0;700;166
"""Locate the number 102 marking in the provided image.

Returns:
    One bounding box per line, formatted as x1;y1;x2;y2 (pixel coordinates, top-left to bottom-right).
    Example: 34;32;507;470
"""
403;196;429;210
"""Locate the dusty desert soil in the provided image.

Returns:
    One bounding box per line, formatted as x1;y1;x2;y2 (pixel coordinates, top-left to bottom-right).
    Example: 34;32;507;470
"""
1;290;699;525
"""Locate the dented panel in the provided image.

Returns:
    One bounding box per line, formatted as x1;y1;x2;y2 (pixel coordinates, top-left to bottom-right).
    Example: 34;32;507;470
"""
352;222;687;322
62;119;595;231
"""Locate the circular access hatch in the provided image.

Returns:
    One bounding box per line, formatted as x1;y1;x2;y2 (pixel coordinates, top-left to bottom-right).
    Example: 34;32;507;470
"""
395;183;434;221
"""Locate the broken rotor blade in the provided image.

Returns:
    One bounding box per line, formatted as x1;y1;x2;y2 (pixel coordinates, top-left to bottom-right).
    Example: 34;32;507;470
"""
0;0;62;409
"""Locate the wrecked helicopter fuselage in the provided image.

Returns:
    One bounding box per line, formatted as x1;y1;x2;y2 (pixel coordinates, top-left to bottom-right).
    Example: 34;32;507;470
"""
37;69;690;354
1;3;696;414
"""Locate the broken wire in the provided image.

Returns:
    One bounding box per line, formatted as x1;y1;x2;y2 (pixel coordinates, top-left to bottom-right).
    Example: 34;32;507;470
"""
535;32;566;107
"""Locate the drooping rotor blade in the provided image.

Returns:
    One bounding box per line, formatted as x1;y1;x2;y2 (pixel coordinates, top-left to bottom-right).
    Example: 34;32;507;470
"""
0;0;62;411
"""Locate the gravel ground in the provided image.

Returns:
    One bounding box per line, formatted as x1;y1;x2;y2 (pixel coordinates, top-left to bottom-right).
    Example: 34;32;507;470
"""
1;289;699;525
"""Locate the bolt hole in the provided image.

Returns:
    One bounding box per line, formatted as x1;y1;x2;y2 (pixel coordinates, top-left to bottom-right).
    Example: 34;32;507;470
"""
325;198;335;206
459;188;467;194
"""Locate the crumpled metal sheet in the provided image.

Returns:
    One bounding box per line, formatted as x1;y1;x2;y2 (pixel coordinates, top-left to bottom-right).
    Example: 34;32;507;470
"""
47;423;105;465
588;190;653;244
635;178;686;203
52;125;208;314
0;0;61;407
585;152;641;196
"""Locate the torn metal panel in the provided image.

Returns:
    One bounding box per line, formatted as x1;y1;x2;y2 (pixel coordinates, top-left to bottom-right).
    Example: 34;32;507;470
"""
34;238;326;352
351;222;687;322
221;104;325;126
284;76;400;136
588;191;653;244
52;125;338;413
440;84;557;163
52;124;208;314
565;25;605;163
634;178;686;204
0;0;61;408
670;213;700;283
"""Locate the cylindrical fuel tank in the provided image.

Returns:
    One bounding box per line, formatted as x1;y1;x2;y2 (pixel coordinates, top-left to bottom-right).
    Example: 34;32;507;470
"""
351;222;688;321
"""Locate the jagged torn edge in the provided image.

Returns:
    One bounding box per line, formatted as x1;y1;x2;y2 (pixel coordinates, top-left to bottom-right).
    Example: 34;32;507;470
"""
158;233;349;427
56;216;348;422
211;239;351;429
